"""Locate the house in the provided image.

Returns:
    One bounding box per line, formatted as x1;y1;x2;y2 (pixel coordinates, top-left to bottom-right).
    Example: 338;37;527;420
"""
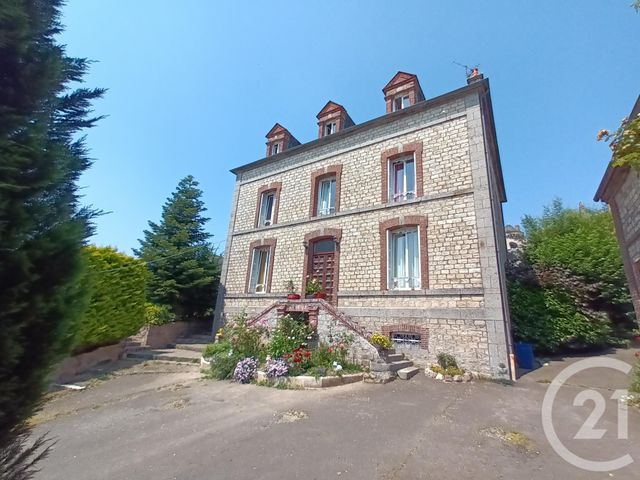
213;71;514;379
505;224;525;252
595;95;640;317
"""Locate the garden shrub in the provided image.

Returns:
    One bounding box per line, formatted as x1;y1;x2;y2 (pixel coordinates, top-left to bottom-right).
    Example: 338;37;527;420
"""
72;246;147;352
370;332;392;350
264;358;289;378
631;361;640;395
227;314;265;360
144;303;175;326
207;341;240;380
268;314;314;359
508;281;614;353
437;353;458;370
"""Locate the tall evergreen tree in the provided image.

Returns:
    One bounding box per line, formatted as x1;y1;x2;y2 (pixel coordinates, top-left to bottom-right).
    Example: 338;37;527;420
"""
0;0;104;448
135;176;220;321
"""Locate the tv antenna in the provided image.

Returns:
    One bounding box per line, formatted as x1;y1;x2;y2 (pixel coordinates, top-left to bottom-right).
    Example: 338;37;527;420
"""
453;61;480;78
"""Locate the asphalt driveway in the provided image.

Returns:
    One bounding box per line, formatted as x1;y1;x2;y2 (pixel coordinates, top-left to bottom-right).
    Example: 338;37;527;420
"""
32;349;640;480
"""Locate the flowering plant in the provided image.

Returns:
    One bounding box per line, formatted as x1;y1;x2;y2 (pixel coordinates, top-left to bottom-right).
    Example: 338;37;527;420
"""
233;357;258;383
305;277;323;295
370;332;392;350
283;346;312;375
597;113;640;169
265;358;289;378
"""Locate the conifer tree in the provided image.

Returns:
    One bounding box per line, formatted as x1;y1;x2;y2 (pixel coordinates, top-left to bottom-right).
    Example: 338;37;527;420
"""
135;176;220;321
0;0;104;447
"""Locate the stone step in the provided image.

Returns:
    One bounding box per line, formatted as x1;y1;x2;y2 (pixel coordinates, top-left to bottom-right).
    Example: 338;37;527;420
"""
170;343;207;353
370;360;413;373
388;360;413;372
397;366;421;380
125;348;201;364
384;353;405;362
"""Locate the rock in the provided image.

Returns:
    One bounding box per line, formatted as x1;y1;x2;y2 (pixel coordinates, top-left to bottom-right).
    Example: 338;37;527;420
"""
462;372;472;382
444;375;453;382
453;375;463;382
435;373;444;380
425;368;436;378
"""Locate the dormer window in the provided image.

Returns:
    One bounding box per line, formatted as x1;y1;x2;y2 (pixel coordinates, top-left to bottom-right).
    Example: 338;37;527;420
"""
325;122;337;136
382;72;425;114
393;95;410;112
265;123;300;157
316;101;355;139
259;191;275;226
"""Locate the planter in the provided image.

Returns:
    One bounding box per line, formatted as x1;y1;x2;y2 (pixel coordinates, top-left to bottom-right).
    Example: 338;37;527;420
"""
286;293;301;300
256;370;363;388
313;292;327;299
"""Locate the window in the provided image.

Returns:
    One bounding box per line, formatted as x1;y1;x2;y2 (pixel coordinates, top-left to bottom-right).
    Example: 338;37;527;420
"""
258;191;275;226
391;332;421;350
270;143;280;155
316;177;336;216
389;155;416;202
388;227;420;290
325;122;337;136
393;95;410;111
249;248;271;293
508;241;518;250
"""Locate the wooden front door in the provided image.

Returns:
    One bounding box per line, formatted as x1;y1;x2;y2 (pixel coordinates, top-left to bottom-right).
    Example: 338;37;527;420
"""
310;239;336;299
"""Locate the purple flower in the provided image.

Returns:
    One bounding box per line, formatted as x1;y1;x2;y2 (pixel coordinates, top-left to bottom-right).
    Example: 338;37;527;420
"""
265;358;289;378
233;357;259;383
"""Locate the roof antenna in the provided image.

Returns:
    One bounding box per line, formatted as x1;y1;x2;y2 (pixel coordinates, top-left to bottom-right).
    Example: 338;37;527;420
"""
453;61;480;80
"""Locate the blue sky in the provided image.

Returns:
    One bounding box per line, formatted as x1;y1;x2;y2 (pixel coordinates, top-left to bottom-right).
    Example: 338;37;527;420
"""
60;1;639;254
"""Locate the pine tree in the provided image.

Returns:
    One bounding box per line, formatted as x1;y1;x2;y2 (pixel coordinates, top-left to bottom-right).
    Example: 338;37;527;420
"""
135;176;220;322
0;0;104;447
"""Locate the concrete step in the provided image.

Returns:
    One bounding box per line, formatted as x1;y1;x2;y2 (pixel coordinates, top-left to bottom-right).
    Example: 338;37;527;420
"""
388;360;414;372
170;343;207;353
384;353;405;362
175;336;212;345
125;347;201;364
370;360;413;373
397;366;420;380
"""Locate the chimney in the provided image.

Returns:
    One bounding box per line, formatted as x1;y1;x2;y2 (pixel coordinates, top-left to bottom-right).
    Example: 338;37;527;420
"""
466;67;484;85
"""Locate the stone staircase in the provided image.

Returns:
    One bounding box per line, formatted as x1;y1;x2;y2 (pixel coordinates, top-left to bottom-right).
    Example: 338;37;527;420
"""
124;333;212;364
368;349;421;382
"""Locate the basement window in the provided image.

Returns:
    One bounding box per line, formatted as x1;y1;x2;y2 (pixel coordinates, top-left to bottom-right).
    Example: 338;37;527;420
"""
391;332;421;350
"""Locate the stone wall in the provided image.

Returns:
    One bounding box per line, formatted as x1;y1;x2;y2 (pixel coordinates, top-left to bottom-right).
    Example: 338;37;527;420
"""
612;168;640;314
215;84;512;378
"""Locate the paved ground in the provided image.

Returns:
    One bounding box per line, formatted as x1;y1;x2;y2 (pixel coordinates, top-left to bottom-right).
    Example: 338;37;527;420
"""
32;349;640;480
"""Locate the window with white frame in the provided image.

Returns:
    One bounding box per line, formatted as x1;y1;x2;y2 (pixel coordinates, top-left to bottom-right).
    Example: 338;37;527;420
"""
391;332;421;350
270;143;280;155
389;155;416;202
388;227;420;290
316;176;336;216
393;95;410;111
258;191;276;226
325;122;337;136
249;247;271;293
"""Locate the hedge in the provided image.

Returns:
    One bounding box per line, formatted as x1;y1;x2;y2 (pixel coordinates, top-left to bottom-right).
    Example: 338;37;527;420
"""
72;246;147;352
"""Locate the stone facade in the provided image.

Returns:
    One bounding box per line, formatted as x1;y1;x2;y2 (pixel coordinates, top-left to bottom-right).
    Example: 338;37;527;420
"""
595;97;640;316
214;73;514;378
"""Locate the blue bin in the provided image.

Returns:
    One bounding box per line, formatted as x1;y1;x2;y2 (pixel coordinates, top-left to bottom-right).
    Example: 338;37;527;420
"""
515;342;535;369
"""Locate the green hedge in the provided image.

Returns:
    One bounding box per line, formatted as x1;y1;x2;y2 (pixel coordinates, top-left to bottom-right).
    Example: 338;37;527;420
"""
73;246;147;352
508;281;615;353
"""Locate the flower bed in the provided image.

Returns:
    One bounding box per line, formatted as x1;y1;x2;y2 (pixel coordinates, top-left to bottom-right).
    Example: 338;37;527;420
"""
425;353;473;383
203;313;364;387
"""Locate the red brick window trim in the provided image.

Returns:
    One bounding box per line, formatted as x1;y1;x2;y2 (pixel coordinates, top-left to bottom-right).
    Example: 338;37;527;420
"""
309;164;343;217
380;142;424;204
381;324;429;350
245;238;277;294
254;182;282;228
379;216;428;291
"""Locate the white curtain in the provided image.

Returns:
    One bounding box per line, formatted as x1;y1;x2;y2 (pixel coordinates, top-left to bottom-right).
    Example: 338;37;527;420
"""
251;249;269;292
390;229;420;289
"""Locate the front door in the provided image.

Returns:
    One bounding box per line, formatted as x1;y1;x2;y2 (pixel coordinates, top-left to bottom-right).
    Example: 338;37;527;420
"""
310;239;336;299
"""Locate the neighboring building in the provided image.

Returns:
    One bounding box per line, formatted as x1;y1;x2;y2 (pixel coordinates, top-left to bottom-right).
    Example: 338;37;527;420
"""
214;71;514;379
595;95;640;317
505;224;525;252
